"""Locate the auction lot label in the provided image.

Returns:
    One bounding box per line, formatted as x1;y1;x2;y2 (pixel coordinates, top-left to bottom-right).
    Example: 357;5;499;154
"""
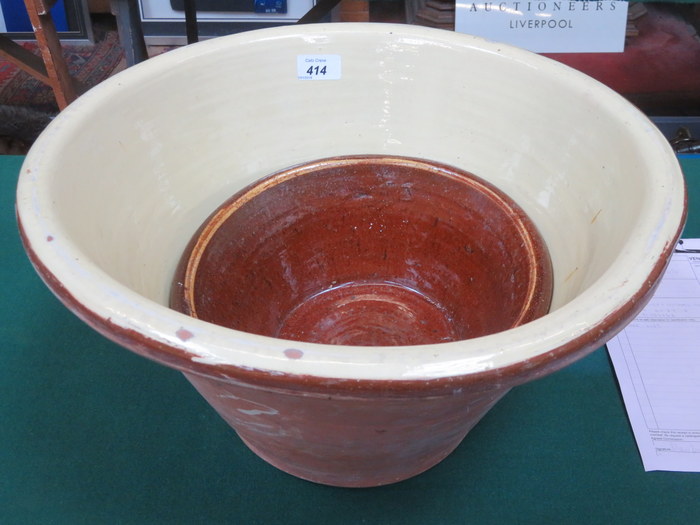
455;1;629;53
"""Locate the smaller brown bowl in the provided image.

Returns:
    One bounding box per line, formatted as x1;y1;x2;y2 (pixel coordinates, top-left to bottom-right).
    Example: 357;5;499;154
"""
171;155;553;346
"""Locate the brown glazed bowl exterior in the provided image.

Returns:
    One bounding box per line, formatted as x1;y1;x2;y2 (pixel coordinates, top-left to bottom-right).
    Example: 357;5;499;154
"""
15;24;687;487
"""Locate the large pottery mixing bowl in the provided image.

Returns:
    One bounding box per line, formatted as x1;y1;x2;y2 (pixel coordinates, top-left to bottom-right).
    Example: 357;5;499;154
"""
16;24;686;487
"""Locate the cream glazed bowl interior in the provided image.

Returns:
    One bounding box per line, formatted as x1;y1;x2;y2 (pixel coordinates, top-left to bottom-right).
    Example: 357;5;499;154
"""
16;23;686;487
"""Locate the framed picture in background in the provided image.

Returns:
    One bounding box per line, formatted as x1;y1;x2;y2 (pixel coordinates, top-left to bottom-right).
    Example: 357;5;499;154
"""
138;0;315;44
0;0;93;40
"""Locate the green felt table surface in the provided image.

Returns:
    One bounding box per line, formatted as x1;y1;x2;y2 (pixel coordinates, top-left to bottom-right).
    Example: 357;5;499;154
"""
1;154;699;524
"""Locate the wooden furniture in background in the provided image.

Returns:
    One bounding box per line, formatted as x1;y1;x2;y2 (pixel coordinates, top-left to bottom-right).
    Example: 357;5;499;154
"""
0;0;81;110
336;0;370;22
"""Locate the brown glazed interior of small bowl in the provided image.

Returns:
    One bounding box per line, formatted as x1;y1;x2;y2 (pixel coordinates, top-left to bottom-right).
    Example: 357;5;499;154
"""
170;155;553;346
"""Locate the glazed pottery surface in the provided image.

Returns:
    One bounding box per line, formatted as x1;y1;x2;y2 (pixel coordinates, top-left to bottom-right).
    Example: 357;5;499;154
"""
171;155;553;346
16;24;686;487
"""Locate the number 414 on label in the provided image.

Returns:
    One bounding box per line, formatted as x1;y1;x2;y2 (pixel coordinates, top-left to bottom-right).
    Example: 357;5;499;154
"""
297;55;342;80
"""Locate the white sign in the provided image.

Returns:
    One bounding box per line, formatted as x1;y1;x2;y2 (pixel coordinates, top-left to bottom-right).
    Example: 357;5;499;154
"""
455;1;629;53
297;55;342;80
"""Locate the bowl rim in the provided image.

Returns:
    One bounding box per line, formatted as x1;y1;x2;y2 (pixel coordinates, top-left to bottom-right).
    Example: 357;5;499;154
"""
15;23;687;393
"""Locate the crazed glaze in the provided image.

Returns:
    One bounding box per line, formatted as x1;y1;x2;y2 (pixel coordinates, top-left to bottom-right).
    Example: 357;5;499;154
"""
15;23;687;486
16;24;685;385
170;155;553;347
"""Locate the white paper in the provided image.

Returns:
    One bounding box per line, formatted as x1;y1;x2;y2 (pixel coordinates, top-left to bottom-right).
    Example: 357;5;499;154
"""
607;239;700;472
455;1;628;53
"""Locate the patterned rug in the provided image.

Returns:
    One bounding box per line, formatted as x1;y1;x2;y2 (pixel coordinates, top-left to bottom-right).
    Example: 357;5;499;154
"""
0;30;126;113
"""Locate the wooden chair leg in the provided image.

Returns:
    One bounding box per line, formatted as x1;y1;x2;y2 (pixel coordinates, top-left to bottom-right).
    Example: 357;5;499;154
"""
22;0;79;109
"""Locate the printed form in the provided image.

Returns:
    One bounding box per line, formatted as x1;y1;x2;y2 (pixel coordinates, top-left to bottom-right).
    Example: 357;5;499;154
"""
607;238;700;472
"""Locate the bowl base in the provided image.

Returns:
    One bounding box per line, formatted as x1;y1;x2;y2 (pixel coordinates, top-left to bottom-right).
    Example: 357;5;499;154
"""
278;280;456;346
